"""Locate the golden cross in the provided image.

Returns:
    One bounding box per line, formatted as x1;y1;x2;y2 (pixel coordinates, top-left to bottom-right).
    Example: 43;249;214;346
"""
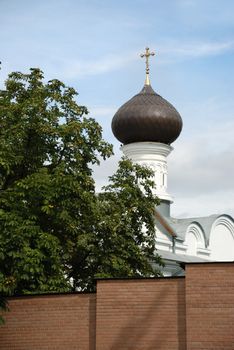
140;47;155;85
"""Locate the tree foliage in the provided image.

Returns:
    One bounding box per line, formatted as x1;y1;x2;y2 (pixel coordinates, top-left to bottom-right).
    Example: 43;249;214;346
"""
0;69;162;296
0;295;8;325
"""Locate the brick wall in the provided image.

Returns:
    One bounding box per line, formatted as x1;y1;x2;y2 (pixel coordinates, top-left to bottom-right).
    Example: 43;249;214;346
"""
96;278;186;350
186;263;234;350
0;293;96;350
0;263;234;350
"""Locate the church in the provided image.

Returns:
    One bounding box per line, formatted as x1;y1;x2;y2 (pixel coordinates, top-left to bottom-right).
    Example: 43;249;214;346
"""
2;50;234;350
111;48;234;276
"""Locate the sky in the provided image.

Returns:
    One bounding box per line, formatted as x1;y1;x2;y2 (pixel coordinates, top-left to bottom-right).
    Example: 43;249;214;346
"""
1;0;234;218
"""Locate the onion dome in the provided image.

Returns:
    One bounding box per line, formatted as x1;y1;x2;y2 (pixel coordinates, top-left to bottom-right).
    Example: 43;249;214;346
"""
111;84;182;145
111;47;183;145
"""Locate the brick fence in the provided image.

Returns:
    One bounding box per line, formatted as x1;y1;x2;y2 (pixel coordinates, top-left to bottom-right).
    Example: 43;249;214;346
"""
0;262;233;349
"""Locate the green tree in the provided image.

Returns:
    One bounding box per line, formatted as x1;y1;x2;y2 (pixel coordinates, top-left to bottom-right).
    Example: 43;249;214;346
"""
70;158;162;291
0;69;162;296
0;296;8;324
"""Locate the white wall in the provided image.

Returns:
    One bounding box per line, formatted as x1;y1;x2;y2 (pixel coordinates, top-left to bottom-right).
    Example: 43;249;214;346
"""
209;218;234;261
185;232;197;256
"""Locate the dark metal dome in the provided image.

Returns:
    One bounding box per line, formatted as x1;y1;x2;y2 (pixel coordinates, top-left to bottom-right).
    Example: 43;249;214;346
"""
111;84;183;145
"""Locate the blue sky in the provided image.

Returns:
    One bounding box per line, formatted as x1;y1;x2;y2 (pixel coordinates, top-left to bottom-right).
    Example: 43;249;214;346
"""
1;0;234;218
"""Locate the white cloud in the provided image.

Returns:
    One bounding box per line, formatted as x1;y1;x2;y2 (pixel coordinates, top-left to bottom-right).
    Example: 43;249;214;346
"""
29;39;234;81
93;113;234;219
59;52;138;79
88;106;117;118
66;40;234;77
93;151;120;192
169;120;234;218
156;40;234;63
171;191;234;219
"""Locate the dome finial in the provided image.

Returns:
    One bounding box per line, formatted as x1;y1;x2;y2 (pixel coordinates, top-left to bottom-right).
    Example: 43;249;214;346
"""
140;47;155;85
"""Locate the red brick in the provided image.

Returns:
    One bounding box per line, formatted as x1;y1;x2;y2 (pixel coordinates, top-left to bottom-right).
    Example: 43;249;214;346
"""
1;263;234;350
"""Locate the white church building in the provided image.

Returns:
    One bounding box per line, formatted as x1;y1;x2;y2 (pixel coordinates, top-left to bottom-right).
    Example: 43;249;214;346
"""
111;48;234;276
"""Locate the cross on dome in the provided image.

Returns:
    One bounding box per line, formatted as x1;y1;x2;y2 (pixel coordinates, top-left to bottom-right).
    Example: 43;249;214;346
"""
140;47;155;85
112;47;182;146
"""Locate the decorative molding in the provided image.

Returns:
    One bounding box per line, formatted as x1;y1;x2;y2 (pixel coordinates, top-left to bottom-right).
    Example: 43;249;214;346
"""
210;215;234;243
186;222;206;248
155;237;173;251
174;241;187;254
197;247;211;258
121;142;173;202
121;142;173;159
